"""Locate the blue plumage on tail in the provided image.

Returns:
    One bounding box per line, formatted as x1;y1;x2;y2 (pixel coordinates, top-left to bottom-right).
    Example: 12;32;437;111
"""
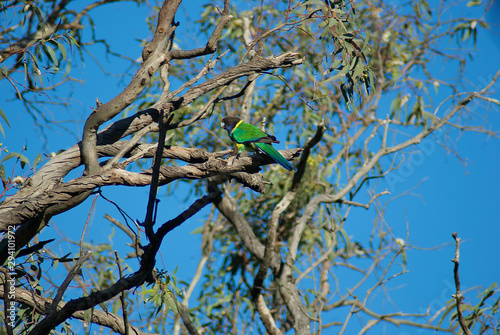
255;142;294;171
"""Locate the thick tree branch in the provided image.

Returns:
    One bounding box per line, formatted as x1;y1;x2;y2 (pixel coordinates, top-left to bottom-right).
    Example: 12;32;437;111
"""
251;192;293;334
0;148;300;231
169;12;233;60
172;293;200;335
254;294;282;335
1;109;160;210
2;48;305;264
0;146;300;266
80;0;238;175
81;0;180;175
144;111;173;240
2;50;303;217
28;192;219;335
164;52;303;110
211;187;265;260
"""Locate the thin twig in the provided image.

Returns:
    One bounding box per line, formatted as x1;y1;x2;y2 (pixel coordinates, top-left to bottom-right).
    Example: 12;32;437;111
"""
264;71;316;111
48;250;92;314
451;232;473;335
114;251;129;335
295;241;336;285
169;86;226;130
170;50;229;98
106;215;142;258
80;193;99;255
119;134;172;168
103;122;159;170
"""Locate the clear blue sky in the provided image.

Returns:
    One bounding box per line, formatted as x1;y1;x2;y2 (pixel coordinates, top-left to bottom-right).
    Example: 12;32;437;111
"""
2;1;499;333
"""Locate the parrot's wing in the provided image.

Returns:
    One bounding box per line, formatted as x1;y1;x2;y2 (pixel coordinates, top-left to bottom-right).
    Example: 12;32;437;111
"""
231;121;278;144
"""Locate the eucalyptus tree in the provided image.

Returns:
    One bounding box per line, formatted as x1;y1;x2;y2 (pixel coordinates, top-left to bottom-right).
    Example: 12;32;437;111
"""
0;0;498;334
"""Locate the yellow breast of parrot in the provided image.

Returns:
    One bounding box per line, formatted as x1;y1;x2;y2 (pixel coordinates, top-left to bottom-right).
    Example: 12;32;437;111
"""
236;142;257;153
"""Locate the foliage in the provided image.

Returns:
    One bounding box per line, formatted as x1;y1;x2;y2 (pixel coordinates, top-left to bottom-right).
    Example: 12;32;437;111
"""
0;0;499;334
0;0;143;139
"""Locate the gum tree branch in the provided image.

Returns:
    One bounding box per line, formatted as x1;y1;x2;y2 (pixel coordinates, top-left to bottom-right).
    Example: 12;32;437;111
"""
114;251;130;335
1;108;161;211
0;272;159;335
81;0;236;176
151;51;304;117
254;294;282;335
28;192;219;335
288;70;500;263
174;215;217;335
81;0;181;175
105;214;143;258
211;188;266;260
0;147;300;265
144;111;173;240
168;6;232;60
325;299;456;333
172;292;200;335
252;117;320;300
1;0;69;63
48;251;92;314
0;148;301;230
0;0;137;64
274;121;325;335
102;123;159;170
251;190;294;334
1;51;303;215
451;232;473;335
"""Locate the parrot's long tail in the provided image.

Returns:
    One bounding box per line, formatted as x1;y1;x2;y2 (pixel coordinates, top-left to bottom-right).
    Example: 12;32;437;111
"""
255;142;294;171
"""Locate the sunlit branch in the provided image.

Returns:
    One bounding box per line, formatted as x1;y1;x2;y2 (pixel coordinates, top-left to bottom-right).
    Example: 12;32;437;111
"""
103;123;161;170
105;214;143;258
295;241;336;285
329;299;457;333
81;0;180;175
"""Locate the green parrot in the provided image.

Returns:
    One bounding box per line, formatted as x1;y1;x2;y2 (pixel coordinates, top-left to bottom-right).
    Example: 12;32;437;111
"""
221;116;294;171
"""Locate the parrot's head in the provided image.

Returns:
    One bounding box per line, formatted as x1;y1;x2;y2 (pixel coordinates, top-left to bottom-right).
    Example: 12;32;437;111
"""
221;116;241;133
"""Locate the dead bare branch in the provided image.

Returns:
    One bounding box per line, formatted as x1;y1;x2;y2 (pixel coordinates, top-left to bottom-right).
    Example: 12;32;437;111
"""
451;232;473;335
